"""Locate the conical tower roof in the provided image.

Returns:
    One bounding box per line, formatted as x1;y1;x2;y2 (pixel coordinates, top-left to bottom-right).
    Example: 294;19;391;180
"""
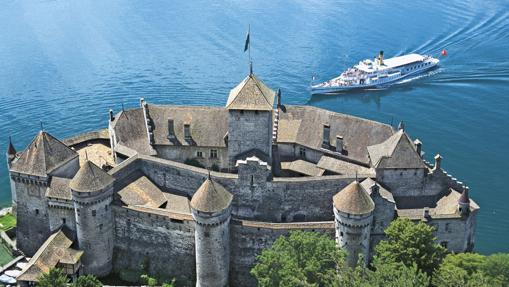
6;137;16;156
10;131;77;177
458;188;470;204
70;160;114;193
226;73;275;111
191;175;233;213
333;181;375;215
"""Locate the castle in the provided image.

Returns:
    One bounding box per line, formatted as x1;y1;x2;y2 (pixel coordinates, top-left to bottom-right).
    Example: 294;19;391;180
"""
6;71;478;286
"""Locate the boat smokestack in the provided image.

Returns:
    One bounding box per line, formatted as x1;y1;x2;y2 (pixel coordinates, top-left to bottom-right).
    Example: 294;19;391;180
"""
379;50;384;65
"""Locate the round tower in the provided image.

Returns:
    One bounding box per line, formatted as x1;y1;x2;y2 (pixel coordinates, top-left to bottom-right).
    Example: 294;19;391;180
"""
70;160;114;277
458;186;470;216
191;173;233;287
333;180;375;267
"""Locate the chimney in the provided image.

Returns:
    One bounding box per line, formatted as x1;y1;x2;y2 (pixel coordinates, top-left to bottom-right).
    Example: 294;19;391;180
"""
140;97;145;108
167;119;175;139
108;109;114;122
322;124;330;148
336;135;344;154
434;154;442;170
423;207;430;219
414;139;422;158
370;183;379;197
184;124;191;140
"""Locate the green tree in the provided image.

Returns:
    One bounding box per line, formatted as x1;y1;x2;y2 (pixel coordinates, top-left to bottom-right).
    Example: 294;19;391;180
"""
481;253;509;284
72;274;103;287
374;218;446;275
366;260;429;287
251;231;346;287
37;268;69;287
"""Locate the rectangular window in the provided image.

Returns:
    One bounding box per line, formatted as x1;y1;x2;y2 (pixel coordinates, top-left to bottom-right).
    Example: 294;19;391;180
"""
167;119;175;138
440;241;448;248
35;209;39;215
299;147;306;158
184;124;191;139
62;218;66;224
197;151;203;158
92;210;96;217
210;149;218;159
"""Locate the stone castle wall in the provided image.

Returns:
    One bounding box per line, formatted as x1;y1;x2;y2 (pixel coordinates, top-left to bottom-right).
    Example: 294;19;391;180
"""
154;145;228;170
112;206;196;284
227;110;272;166
13;177;51;256
229;220;335;286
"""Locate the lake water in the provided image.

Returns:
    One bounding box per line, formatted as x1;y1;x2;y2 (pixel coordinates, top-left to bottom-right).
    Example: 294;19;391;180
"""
0;0;508;254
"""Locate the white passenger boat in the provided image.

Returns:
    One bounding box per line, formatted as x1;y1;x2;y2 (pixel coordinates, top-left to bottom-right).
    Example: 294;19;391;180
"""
311;51;439;94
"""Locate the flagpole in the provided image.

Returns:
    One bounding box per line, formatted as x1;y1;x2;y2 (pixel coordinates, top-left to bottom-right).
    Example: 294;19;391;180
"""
248;24;252;74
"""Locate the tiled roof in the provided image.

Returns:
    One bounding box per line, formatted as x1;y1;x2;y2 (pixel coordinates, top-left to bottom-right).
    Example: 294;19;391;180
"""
281;160;324;176
146;104;228;147
118;175;167;208
367;129;426;169
359;177;395;203
69;160;114;192
333;181;375;215
277;106;394;164
17;230;82;282
190;175;233;213
226;74;276;111
396;188;480;220
317;156;373;175
45;177;72;200
10;131;78;177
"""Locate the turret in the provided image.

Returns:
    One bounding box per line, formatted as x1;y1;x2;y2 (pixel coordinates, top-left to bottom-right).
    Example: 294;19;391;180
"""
191;173;233;287
6;136;17;209
333;181;375;266
458;186;470;216
70;160;114;276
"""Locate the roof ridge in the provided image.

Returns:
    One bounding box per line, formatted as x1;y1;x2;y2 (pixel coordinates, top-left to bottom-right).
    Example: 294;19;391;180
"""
226;76;250;109
250;74;273;107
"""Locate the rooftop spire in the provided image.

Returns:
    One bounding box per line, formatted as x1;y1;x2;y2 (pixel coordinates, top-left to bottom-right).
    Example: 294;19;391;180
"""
40;120;44;131
7;136;16;156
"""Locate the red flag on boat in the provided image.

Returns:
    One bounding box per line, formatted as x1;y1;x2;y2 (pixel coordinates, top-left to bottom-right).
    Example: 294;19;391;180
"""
441;49;447;56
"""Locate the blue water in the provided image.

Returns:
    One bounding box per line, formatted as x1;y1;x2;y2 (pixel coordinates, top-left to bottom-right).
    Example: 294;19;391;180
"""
0;0;508;254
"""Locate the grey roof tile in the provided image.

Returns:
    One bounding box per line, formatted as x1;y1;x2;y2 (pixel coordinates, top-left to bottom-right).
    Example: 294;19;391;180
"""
190;175;233;213
10;131;78;177
69;160;114;192
333;180;375;215
226;74;275;111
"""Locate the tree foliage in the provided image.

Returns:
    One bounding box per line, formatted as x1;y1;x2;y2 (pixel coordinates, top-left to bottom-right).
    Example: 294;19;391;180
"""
37;268;69;287
251;231;345;287
374;218;446;275
72;274;103;287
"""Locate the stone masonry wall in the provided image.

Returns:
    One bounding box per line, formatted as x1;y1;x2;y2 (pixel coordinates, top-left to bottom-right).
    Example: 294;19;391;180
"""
155;146;227;170
227;110;272;166
229;221;335;286
14;178;51;256
112;206;196;284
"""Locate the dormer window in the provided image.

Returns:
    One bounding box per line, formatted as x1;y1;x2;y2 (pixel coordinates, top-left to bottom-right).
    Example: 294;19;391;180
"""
184;124;191;140
167;119;175;139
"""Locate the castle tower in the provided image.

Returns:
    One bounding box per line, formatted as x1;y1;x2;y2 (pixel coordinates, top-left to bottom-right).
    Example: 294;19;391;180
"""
6;137;17;210
9;131;78;256
70;160;114;276
458;187;470;216
225;73;276;170
191;173;233;287
333;181;375;266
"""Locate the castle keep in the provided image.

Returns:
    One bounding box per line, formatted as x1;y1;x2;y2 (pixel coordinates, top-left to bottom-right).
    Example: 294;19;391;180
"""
7;71;478;286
